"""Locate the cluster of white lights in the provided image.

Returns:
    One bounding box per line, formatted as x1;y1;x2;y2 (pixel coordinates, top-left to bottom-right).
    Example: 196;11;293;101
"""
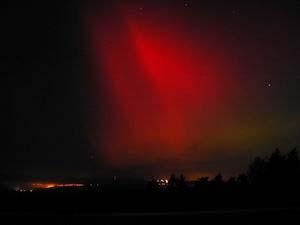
156;179;169;186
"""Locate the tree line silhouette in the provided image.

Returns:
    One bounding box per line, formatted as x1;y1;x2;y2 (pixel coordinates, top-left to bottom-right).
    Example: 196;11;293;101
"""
147;148;300;192
0;148;299;214
1;147;299;196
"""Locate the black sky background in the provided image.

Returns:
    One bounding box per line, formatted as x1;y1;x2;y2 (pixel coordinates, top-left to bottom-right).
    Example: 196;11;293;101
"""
4;1;93;180
3;0;300;181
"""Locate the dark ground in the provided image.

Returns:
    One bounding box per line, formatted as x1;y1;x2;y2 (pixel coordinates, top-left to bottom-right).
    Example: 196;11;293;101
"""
1;189;299;224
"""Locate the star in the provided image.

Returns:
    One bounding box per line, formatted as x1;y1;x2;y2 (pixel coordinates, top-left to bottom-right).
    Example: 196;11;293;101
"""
184;1;190;8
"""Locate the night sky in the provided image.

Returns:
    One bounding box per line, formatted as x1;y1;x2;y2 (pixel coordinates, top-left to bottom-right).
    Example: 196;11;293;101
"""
4;0;300;181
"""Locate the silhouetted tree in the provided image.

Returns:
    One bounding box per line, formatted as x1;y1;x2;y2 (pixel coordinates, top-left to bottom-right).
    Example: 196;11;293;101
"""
167;174;177;191
195;176;209;189
236;174;249;186
266;148;286;185
285;148;300;187
211;173;224;186
247;157;266;185
178;174;188;191
286;148;299;172
227;177;236;186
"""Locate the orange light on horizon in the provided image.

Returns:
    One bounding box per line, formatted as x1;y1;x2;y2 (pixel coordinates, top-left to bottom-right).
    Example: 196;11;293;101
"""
31;183;85;189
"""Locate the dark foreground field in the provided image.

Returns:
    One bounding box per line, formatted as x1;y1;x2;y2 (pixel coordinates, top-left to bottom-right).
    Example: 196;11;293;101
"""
1;208;300;225
1;190;299;224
